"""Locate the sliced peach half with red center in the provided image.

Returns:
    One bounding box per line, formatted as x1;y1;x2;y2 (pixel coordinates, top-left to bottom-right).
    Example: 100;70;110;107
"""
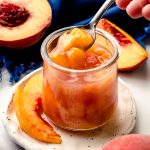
13;74;62;143
97;19;148;71
0;0;52;49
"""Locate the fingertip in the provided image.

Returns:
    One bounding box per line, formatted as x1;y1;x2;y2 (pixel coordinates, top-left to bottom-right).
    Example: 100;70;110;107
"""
115;0;131;10
126;1;142;19
142;4;150;20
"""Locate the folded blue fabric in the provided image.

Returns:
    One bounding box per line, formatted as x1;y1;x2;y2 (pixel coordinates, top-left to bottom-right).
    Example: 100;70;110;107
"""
0;0;150;83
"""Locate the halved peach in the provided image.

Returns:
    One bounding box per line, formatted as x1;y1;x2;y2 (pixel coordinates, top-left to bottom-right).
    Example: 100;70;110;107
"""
97;19;148;71
13;74;62;143
0;0;52;49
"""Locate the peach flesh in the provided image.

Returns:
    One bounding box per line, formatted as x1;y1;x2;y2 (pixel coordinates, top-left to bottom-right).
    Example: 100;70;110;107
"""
0;3;29;27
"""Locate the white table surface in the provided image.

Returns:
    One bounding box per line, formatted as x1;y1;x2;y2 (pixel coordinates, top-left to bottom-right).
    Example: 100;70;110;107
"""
0;38;150;150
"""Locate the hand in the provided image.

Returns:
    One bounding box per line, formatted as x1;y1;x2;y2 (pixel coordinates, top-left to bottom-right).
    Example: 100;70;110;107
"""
115;0;150;20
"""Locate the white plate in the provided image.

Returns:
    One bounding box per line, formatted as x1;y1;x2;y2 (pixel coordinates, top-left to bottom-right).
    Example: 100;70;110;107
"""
2;67;136;150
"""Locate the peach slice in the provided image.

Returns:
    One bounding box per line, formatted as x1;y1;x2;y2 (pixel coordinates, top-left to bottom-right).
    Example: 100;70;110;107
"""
0;0;52;49
97;19;148;71
23;74;42;99
13;74;62;143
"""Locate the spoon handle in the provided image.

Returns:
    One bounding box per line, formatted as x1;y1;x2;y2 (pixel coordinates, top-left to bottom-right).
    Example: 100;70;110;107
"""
90;0;115;26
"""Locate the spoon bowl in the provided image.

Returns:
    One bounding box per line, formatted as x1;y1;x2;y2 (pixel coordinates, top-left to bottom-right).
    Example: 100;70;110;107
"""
80;0;115;50
48;0;115;51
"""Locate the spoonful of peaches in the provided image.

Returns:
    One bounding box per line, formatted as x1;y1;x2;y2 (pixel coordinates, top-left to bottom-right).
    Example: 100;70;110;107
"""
54;0;115;51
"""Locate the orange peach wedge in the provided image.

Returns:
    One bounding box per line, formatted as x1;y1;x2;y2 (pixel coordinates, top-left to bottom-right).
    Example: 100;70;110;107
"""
13;74;62;143
97;19;148;71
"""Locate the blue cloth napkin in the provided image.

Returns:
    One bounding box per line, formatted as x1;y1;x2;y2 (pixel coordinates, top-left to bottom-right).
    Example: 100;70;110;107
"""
0;0;150;83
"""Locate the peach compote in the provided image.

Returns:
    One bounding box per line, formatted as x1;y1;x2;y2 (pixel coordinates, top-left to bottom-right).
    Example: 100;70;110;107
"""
41;28;119;130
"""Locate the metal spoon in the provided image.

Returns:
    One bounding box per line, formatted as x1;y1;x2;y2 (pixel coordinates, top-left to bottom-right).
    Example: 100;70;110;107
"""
68;0;115;50
44;0;115;50
83;0;115;44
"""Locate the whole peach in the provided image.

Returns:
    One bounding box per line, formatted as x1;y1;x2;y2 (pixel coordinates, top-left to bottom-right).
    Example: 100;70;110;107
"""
102;134;150;150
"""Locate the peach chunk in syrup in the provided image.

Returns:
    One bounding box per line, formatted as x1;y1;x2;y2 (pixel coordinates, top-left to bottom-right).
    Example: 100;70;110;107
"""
42;27;118;130
49;28;111;69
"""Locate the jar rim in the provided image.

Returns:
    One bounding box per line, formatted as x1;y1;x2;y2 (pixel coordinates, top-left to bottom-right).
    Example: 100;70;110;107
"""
41;26;120;73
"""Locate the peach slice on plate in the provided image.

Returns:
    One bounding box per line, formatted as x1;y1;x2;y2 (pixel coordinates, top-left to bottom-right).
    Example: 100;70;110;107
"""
13;74;62;143
97;19;148;71
0;0;52;49
23;74;42;98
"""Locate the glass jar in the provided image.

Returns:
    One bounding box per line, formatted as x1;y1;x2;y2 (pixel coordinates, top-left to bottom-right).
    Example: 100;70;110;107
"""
41;28;119;131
